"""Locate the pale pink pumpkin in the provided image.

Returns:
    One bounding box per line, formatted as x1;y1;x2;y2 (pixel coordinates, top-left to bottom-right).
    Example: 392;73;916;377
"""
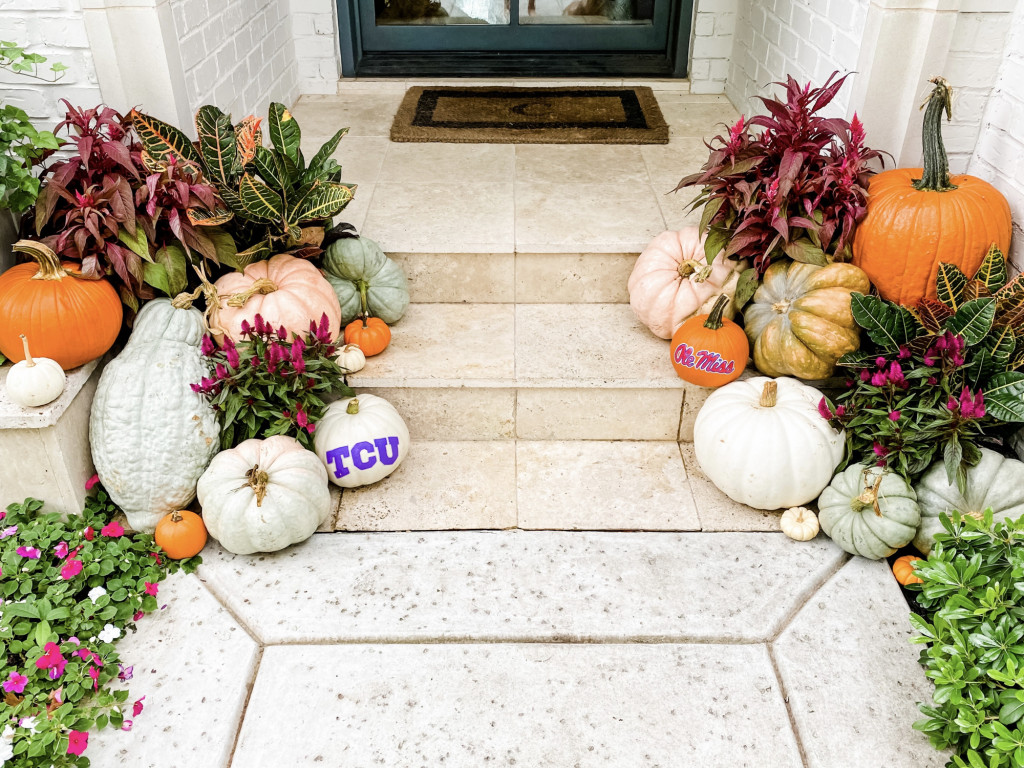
211;254;342;343
628;228;745;339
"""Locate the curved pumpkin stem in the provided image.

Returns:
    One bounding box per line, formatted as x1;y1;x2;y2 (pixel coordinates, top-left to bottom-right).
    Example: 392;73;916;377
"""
358;280;370;327
703;294;731;330
245;464;270;507
851;469;885;516
13;240;69;281
19;335;35;367
227;277;277;308
913;77;957;193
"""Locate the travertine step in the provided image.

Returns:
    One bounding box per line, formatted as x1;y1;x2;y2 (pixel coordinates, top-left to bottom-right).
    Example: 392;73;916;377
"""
353;301;715;441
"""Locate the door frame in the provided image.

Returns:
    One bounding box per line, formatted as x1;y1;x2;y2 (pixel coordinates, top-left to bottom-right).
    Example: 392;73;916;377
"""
336;0;693;77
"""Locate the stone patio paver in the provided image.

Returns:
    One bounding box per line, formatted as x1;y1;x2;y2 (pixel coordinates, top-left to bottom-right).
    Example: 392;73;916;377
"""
680;443;785;530
86;573;259;768
196;532;844;643
232;643;803;768
774;557;947;768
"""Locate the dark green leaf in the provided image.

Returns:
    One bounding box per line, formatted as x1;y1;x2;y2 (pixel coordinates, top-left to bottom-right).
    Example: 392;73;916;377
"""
983;372;1024;422
704;227;730;264
851;293;925;347
253;145;284;189
267;102;301;163
945;298;996;345
698;196;724;236
290;181;355;223
734;266;759;309
937;262;968;310
238;173;283;222
195;105;238;184
308;127;349;173
972;244;1007;292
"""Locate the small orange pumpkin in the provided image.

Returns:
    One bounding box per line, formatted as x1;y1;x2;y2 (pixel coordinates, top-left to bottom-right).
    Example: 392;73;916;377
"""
154;510;208;560
344;316;390;356
892;555;923;586
670;294;748;386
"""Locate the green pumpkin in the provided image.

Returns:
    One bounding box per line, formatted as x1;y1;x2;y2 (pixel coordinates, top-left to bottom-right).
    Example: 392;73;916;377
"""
817;463;920;560
323;236;410;324
913;447;1024;554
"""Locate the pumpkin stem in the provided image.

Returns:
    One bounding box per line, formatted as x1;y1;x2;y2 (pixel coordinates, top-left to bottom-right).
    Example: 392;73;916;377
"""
678;260;713;282
227;277;277;308
759;380;778;408
771;299;791;314
346;397;360;415
358;280;370;327
13;240;69;281
703;294;731;330
171;510;183;523
171;286;204;310
851;469;885;515
913;77;957;193
245;465;270;507
19;335;35;367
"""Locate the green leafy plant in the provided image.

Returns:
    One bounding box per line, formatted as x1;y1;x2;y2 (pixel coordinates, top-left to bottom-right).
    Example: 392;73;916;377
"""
191;313;354;450
0;41;67;81
0;492;199;767
130;103;356;265
909;510;1024;768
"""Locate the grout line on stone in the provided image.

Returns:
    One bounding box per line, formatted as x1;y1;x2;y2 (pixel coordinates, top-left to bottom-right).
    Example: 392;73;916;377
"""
768;551;852;643
193;572;265;646
225;645;265;768
766;642;812;768
257;634;768;647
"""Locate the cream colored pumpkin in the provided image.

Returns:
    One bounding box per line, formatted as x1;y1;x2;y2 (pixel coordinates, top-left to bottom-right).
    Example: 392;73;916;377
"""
628;228;744;339
336;343;366;374
197;435;331;555
211;253;342;344
913;447;1024;554
744;261;870;380
780;507;819;541
5;335;65;407
693;376;845;510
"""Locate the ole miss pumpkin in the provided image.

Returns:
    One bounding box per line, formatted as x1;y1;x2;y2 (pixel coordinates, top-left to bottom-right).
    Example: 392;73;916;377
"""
670;295;748;387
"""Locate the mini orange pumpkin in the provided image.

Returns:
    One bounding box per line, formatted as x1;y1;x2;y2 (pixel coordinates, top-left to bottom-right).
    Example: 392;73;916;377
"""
670;294;748;387
344;316;390;356
154;509;208;560
892;554;923;586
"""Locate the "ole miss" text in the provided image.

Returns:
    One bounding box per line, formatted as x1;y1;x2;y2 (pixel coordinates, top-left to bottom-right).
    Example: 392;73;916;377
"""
673;343;735;375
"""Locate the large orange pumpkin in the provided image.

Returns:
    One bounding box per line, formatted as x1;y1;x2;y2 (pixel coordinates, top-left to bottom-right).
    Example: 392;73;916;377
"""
670;294;748;387
0;240;122;370
853;77;1012;306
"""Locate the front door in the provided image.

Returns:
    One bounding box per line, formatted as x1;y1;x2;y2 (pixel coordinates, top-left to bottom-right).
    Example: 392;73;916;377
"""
339;0;692;76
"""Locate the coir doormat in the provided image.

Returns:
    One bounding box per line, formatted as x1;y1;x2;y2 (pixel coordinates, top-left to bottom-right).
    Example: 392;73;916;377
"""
390;86;669;144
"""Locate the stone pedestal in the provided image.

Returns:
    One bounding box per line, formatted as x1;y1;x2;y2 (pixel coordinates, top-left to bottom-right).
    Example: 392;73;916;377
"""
0;360;101;516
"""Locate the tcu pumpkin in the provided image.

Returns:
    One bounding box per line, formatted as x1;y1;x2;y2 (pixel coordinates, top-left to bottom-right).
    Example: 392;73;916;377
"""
628;228;743;339
89;299;221;533
853;78;1012;306
211;253;342;343
671;294;748;386
314;394;409;488
693;377;844;510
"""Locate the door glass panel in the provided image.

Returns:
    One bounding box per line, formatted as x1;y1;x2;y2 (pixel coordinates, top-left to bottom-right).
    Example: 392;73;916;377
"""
376;0;510;24
520;0;653;24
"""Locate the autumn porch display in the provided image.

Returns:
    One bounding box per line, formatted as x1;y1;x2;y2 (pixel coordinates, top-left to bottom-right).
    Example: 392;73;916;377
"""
852;78;1012;306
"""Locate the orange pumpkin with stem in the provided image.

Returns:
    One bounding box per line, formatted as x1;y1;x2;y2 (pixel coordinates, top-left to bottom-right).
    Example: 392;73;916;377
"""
670;294;748;386
852;77;1012;306
342;279;390;356
0;240;122;370
154;510;208;559
892;554;923;586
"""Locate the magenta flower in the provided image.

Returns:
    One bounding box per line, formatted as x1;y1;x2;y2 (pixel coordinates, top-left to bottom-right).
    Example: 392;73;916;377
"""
225;342;240;369
85;473;100;490
83;526;95;541
144;581;159;596
290;335;305;362
118;664;134;681
36;642;67;680
277;325;288;341
215;363;229;380
121;720;134;732
133;695;146;717
101;520;124;537
16;546;41;559
3;671;28;694
200;334;216;356
133;610;144;622
887;362;907;388
317;313;331;343
888;410;901;421
874;356;886;368
859;369;870;382
253;314;266;335
872;442;889;457
958;387;985;419
295;404;310;430
88;665;100;690
817;397;833;420
834;405;847;417
54;541;69;559
870;371;887;386
240;319;252;337
897;346;911;359
927;376;938;386
1;525;18;539
60;558;83;580
67;730;89;756
0;510;5;521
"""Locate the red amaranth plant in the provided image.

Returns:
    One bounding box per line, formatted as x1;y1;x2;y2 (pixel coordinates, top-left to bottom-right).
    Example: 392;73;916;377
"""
675;72;884;304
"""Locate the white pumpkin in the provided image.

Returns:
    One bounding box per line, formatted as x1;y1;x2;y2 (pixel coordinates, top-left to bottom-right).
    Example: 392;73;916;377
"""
6;335;65;407
90;299;220;533
780;506;819;541
913;447;1024;554
336;343;365;374
197;435;331;555
314;394;409;488
693;376;844;510
627;228;744;339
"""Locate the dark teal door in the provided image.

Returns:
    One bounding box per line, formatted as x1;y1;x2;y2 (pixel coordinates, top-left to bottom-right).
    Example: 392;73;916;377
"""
338;0;691;76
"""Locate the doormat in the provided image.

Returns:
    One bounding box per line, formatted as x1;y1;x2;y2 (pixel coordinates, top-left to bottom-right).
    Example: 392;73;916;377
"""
390;86;669;144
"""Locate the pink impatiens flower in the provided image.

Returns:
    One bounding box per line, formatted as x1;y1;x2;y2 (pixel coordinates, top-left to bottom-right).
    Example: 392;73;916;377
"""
67;730;89;756
133;696;146;717
144;582;159;597
100;520;124;538
60;558;83;580
85;473;100;490
2;671;28;694
16;546;41;559
36;642;67;680
54;541;69;559
0;525;18;539
83;526;95;541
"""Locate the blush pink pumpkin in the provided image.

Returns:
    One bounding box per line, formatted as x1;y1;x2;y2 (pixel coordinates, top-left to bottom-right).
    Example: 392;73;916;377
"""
628;228;744;339
211;254;343;343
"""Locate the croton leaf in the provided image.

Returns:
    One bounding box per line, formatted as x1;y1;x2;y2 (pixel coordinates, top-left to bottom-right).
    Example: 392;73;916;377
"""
252;146;284;190
307;128;349;175
915;299;954;333
962;279;991;302
944;298;996;346
234;242;271;269
996;277;1024;327
983;371;1024;422
290;182;355;224
238;174;283;222
936;262;967;310
267;102;300;164
195;105;238;185
972;244;1007;292
963;323;1016;387
836;349;877;368
851;293;925;348
129;109;202;171
234;115;263;168
185;207;233;227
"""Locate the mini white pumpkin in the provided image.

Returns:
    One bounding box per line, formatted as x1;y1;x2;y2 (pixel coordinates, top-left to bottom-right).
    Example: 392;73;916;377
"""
693;376;844;510
336;343;366;374
314;394;409;488
197;435;331;555
780;506;819;541
5;335;66;407
913;447;1024;554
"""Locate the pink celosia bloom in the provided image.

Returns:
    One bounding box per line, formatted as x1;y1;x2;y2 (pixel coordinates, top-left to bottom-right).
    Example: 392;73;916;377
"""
67;730;89;756
215;363;228;380
859;369;870;382
870;371;887;386
947;395;959;412
872;442;889;457
874;356;886;368
295;405;310;429
16;546;41;559
201;334;216;356
225;342;240;369
292;354;306;375
897;346;911;360
85;473;100;490
889;411;901;421
277;325;288;341
927;377;938;386
144;582;159;596
317;313;331;343
887;362;906;388
2;671;28;693
101;520;124;537
835;405;847;417
0;525;18;539
60;559;83;580
133;696;146;717
817;397;832;420
54;541;69;559
240;319;252;337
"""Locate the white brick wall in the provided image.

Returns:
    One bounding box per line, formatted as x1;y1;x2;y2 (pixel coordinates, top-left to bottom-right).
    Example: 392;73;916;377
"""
168;0;300;123
290;0;341;90
690;0;737;94
969;1;1024;270
725;0;869;119
0;0;102;133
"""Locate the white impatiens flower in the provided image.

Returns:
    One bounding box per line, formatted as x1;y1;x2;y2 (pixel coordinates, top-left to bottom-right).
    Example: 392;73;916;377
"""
98;623;121;643
18;716;38;734
87;586;107;604
0;725;13;763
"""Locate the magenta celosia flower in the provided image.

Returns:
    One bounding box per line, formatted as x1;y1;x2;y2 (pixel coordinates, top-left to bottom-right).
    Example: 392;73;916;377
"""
60;559;83;580
240;319;252;337
253;314;266;335
874;356;886;368
295;404;310;429
67;730;89;756
200;334;216;356
317;313;331;343
958;387;985;419
3;671;28;694
225;342;240;369
817;397;833;420
887;362;906;388
101;520;124;537
897;346;911;360
870;371;887;386
927;376;938;386
277;325;288;341
54;541;69;559
16;546;41;559
835;405;846;417
872;442;889;457
947;395;959;412
144;581;159;596
215;363;229;380
888;411;901;421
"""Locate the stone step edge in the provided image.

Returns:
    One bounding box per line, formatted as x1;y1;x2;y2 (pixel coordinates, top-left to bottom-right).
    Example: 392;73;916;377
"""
353;376;687;389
